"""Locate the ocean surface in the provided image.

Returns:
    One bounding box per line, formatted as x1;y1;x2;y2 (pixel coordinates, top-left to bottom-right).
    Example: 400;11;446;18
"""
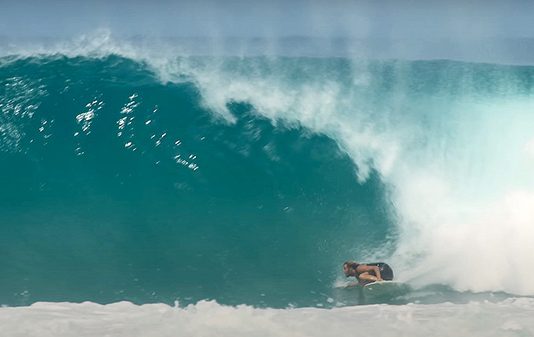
1;36;534;335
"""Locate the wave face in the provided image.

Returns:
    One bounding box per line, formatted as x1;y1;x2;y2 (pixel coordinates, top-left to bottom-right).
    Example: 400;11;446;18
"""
0;55;394;307
1;49;534;306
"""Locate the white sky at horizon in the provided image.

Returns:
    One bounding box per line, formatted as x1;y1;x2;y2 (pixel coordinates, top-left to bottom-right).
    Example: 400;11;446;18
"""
1;0;533;39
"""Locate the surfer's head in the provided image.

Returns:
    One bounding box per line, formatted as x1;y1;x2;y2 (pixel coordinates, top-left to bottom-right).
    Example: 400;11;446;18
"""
343;261;358;277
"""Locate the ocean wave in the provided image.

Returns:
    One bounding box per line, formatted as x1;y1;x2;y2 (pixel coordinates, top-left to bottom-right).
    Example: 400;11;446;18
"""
2;40;534;303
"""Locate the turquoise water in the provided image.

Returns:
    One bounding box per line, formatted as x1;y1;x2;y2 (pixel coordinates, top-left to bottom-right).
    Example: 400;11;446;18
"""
1;53;534;308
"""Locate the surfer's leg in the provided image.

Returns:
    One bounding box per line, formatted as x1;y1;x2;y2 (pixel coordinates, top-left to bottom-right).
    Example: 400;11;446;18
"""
358;272;378;282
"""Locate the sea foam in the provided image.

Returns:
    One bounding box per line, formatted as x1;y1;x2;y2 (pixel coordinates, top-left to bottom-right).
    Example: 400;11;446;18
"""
1;299;533;337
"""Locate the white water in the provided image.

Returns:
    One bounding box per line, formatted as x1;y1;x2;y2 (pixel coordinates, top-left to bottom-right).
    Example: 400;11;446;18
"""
1;299;533;337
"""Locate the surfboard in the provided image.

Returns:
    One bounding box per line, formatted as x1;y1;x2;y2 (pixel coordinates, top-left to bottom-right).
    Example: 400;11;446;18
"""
362;281;410;298
339;281;360;289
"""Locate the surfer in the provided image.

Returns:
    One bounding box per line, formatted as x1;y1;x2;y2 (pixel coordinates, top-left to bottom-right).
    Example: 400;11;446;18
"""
343;261;383;284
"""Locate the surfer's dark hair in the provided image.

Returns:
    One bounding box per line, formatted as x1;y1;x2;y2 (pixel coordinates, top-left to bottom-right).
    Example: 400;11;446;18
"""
343;261;358;277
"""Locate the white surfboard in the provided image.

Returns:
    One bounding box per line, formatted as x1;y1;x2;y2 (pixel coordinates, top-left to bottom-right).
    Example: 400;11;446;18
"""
362;280;410;297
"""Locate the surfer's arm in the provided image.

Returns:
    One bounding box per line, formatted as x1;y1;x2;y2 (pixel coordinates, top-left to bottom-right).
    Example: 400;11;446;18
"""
373;266;383;281
356;264;382;281
357;264;382;281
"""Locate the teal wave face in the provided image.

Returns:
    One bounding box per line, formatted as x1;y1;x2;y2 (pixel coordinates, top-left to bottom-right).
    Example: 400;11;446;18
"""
0;56;394;307
3;54;534;307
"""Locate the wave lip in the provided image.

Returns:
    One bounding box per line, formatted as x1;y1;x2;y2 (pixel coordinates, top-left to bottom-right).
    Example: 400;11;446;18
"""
3;31;534;65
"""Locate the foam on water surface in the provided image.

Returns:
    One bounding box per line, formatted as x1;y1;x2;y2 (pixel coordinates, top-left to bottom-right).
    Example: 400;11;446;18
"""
1;299;534;337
